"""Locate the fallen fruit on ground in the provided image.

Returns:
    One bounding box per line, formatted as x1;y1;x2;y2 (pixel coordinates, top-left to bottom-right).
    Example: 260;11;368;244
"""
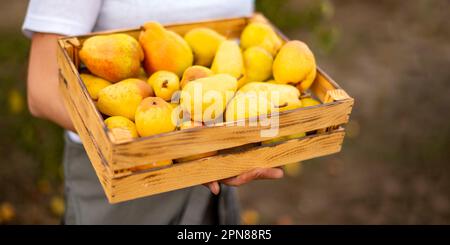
283;162;302;177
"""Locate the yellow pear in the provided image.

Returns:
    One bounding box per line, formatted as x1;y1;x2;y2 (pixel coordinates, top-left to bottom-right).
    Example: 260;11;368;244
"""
184;28;225;66
130;160;173;171
104;116;139;142
135;97;176;137
243;46;273;83
180;74;237;122
80;74;112;100
273;41;317;92
147;71;180;101
79;34;144;82
175;120;218;162
240;22;283;55
225;92;273;122
139;22;193;77
97;78;152;120
239;82;302;112
180;66;213;89
301;97;321;107
211;41;244;79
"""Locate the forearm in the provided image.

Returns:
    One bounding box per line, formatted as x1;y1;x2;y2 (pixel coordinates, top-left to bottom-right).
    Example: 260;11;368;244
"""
28;85;75;131
27;33;75;131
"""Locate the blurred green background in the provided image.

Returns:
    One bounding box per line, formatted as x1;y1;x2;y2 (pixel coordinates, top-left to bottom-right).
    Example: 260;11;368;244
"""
0;0;449;224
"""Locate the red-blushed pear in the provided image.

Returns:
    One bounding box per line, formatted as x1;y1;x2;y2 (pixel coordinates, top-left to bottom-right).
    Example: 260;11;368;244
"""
180;66;213;89
79;34;144;82
139;22;193;77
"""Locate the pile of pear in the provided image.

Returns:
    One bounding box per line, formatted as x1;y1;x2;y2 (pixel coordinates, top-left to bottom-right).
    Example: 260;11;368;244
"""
78;20;321;166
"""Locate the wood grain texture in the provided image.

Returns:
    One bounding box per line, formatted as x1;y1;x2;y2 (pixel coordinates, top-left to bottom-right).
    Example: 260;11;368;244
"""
108;130;346;203
110;99;353;170
311;69;339;103
57;41;113;173
325;89;351;102
58;75;112;196
70;15;249;45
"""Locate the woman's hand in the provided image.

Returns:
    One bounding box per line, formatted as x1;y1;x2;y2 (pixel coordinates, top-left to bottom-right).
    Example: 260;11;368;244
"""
204;167;284;195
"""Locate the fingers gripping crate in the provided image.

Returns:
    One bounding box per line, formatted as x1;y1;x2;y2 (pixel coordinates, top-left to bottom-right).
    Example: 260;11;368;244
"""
57;14;354;203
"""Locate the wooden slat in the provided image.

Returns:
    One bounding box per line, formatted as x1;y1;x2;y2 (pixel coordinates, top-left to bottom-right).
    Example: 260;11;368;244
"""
325;89;351;102
110;99;353;170
311;68;341;103
108;129;345;203
67;15;250;45
57;41;113;171
58;75;112;197
165;16;248;39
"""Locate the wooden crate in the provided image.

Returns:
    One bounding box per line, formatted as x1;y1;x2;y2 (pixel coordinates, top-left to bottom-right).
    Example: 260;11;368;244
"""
57;14;354;203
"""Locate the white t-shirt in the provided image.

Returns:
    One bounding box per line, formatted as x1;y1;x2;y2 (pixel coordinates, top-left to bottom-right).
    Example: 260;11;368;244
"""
22;0;254;143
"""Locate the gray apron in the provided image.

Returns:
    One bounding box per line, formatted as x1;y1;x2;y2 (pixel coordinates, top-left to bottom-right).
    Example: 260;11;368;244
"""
63;132;240;224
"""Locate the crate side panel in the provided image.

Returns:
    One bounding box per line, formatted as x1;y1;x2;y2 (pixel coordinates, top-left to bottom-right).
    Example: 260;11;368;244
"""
73;16;249;44
109;130;345;203
57;43;112;164
311;69;343;103
59;76;113;201
165;16;248;38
